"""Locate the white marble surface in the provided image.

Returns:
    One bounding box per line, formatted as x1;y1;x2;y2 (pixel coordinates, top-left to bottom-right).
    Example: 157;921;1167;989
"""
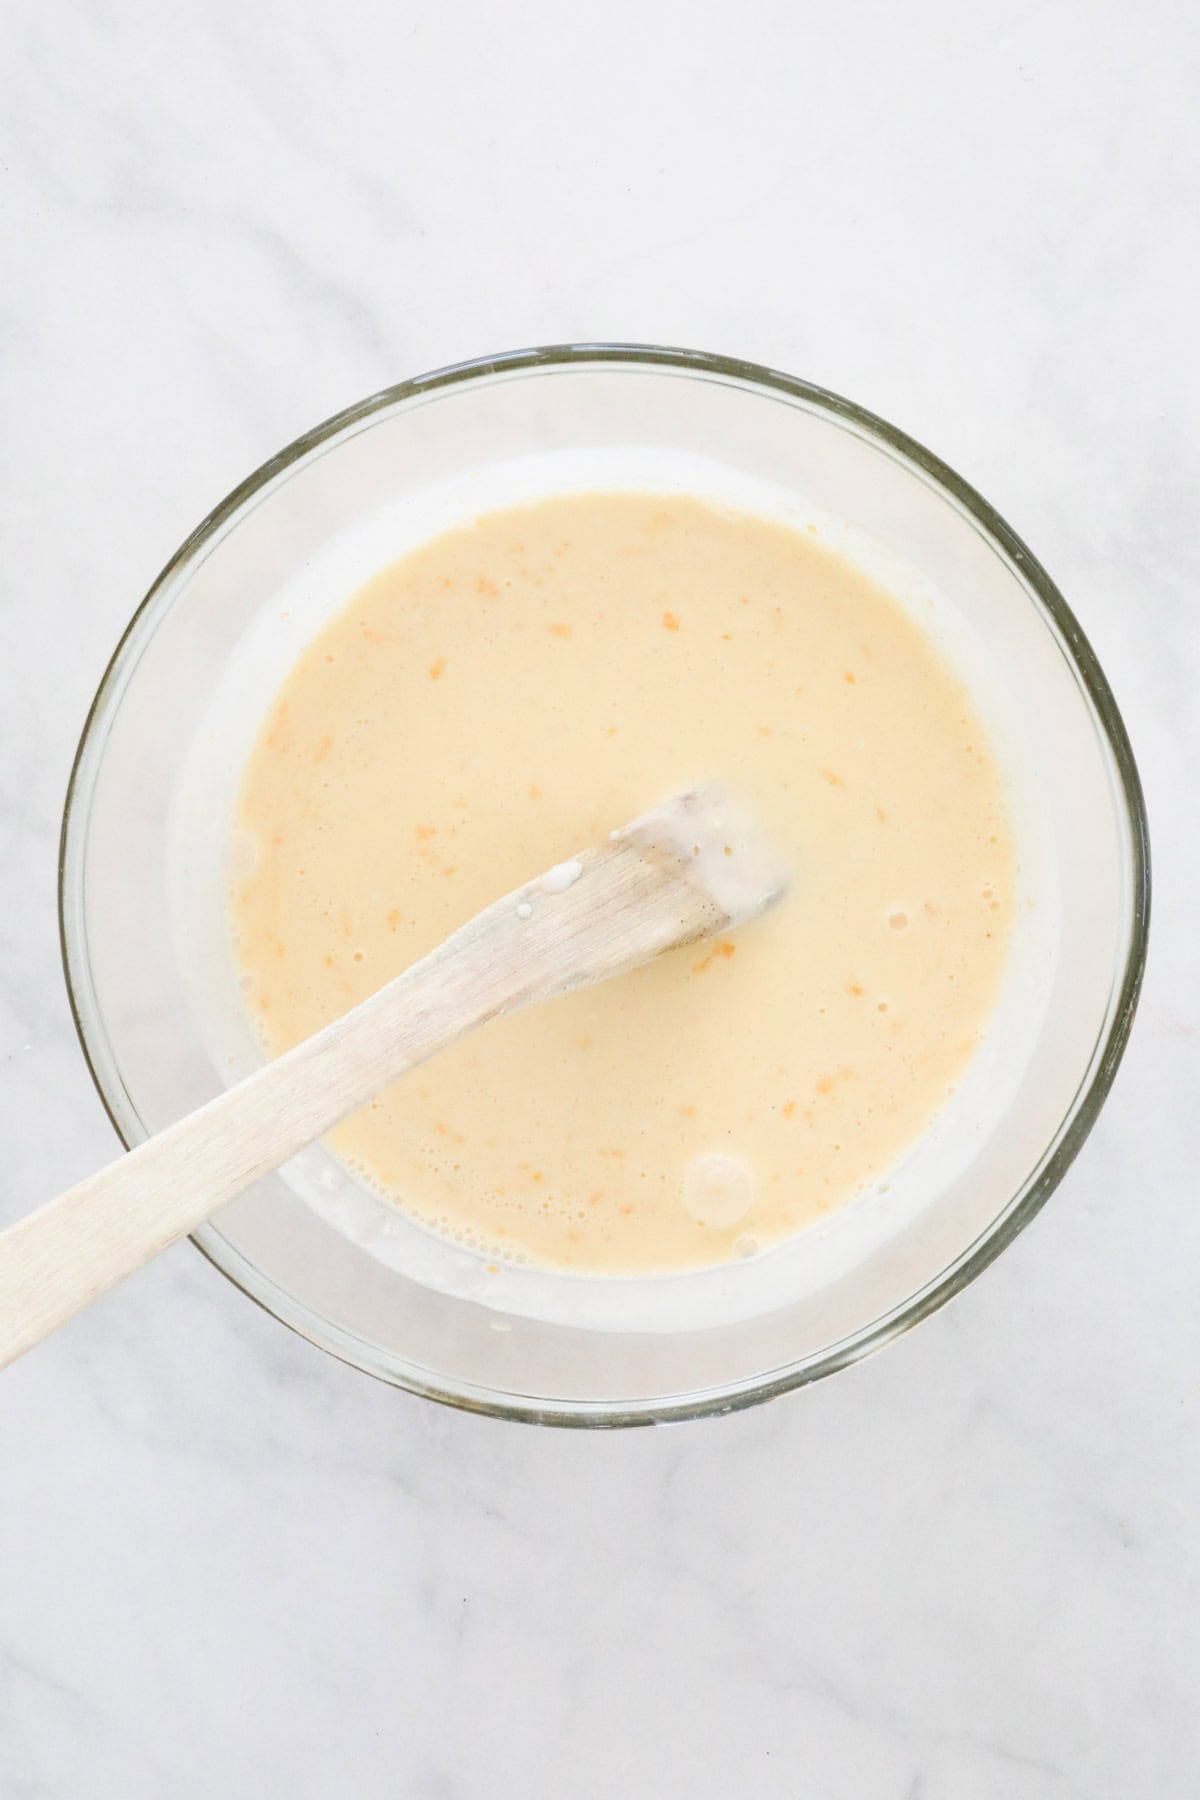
1;1;1196;1793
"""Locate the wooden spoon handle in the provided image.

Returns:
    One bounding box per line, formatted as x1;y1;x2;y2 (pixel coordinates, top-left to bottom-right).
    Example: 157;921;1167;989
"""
0;948;487;1371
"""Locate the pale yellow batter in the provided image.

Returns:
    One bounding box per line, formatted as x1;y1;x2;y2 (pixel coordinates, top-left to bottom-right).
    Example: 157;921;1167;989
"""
230;493;1013;1274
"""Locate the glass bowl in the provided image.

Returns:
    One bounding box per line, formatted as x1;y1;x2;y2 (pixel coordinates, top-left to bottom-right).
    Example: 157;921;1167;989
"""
60;345;1149;1425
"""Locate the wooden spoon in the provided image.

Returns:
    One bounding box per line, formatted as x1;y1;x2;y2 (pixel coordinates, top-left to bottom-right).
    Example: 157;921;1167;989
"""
0;785;785;1371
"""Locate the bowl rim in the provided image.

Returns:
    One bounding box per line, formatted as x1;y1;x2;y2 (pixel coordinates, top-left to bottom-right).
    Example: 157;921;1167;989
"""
58;341;1152;1427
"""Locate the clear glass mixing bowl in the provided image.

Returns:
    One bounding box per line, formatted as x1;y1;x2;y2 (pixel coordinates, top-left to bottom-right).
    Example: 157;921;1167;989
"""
59;346;1149;1425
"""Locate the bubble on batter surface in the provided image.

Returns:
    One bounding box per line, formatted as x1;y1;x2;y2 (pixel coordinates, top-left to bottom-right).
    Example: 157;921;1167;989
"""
682;1151;755;1228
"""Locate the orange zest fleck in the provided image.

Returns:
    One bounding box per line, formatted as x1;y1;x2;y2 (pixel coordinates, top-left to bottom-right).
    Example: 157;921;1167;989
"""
693;940;737;973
